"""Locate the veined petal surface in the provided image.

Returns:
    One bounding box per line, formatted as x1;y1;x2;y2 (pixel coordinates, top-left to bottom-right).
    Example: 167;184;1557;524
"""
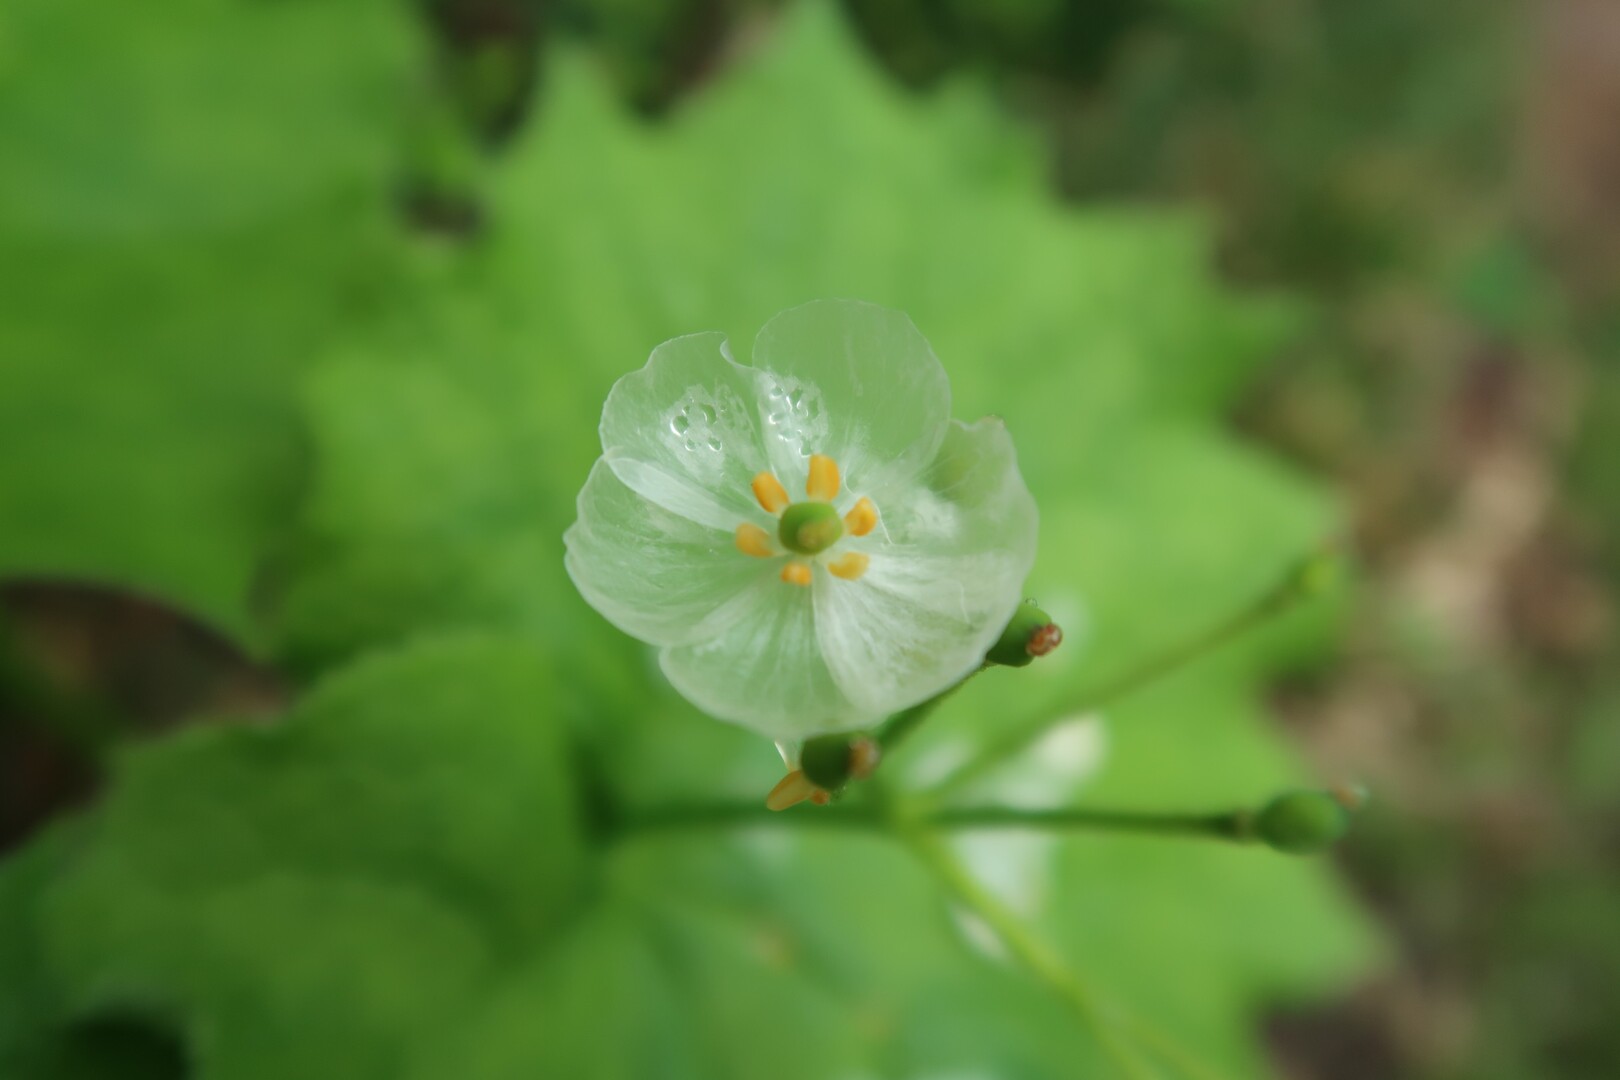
564;458;772;647
660;578;873;740
814;418;1038;715
748;300;951;499
572;306;1037;738
599;331;771;528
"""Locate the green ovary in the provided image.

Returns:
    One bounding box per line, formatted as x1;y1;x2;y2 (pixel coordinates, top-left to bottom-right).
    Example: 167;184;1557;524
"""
778;501;843;555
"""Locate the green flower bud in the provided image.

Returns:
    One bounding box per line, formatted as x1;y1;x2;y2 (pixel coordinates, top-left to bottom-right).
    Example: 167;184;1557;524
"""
1252;788;1361;854
799;734;881;791
986;601;1062;667
778;501;844;555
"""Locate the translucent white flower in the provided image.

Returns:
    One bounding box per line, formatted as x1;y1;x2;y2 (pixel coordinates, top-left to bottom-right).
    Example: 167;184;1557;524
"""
564;299;1039;740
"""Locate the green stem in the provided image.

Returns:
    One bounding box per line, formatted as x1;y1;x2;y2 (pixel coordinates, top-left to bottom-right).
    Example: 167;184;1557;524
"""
616;799;1255;844
931;550;1334;799
616;801;880;834
1121;1018;1237;1080
930;805;1250;840
900;824;1161;1080
617;800;1240;1079
873;663;986;752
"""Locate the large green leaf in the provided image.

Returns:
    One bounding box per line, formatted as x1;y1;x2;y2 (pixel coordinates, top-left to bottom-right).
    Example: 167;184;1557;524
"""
266;5;1376;1076
0;0;415;640
1;636;1111;1079
274;1;1300;670
1;3;1380;1078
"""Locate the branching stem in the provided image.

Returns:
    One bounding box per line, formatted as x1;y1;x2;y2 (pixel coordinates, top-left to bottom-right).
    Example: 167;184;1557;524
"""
617;799;1257;843
899;824;1162;1080
929;550;1334;798
872;662;986;751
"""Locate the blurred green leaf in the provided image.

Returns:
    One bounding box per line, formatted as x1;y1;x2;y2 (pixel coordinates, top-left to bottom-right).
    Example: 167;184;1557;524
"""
275;2;1301;671
0;0;410;237
1;636;1112;1078
265;5;1376;1076
0;822;82;1077
1;3;1381;1078
0;0;416;640
26;637;587;1078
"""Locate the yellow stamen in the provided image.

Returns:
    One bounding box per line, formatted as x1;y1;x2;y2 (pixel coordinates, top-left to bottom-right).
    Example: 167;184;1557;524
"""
807;454;840;502
781;561;813;587
827;552;869;581
752;472;790;515
844;497;878;537
735;523;774;559
766;769;820;811
809;789;832;806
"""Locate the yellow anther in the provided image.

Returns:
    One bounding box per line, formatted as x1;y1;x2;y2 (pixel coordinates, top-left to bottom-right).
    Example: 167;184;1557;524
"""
752;472;790;515
766;769;821;811
807;454;840;502
735;523;774;559
843;497;878;537
827;552;869;581
781;562;813;587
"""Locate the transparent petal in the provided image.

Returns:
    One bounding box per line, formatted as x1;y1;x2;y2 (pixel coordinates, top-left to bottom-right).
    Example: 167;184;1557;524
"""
599;331;771;528
748;300;951;500
815;417;1039;714
603;455;742;533
659;576;878;740
863;416;1039;558
565;458;774;647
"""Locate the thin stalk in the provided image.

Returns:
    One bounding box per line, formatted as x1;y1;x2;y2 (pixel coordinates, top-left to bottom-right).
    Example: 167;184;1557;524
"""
931;551;1335;799
616;799;1243;1079
929;805;1251;840
900;825;1161;1080
873;663;986;752
616;801;880;834
616;800;1257;843
1122;1018;1237;1080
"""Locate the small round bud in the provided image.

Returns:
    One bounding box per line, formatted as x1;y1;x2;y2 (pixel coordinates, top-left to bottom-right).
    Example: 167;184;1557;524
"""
800;733;863;790
986;601;1061;667
800;731;887;790
778;501;844;555
1252;789;1357;854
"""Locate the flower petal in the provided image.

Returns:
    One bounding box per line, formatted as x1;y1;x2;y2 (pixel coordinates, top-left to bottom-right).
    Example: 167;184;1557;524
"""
599;331;770;527
873;416;1040;560
603;455;743;533
815;417;1039;714
565;458;773;647
659;577;876;740
748;300;951;500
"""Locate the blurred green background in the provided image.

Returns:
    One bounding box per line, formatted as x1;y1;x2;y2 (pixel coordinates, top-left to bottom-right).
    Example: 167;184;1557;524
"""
2;1;1616;1078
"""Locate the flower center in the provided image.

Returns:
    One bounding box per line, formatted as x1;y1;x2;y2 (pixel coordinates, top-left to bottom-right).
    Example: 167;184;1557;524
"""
732;453;879;585
778;502;842;554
